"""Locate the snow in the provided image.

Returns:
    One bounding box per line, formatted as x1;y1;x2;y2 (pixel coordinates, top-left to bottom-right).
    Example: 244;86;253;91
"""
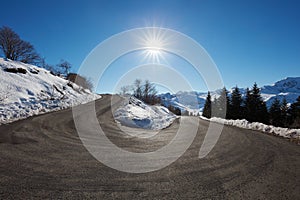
0;58;100;124
113;96;177;130
200;116;300;140
160;77;300;113
262;77;300;94
159;91;206;115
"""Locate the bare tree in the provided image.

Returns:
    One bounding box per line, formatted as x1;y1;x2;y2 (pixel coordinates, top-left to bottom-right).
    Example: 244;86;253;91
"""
127;79;160;105
57;59;71;76
83;77;94;91
120;85;132;95
143;80;157;104
133;79;142;99
0;26;41;64
66;73;94;91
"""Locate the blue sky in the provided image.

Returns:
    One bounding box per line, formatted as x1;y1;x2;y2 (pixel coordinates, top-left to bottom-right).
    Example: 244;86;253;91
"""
0;0;299;93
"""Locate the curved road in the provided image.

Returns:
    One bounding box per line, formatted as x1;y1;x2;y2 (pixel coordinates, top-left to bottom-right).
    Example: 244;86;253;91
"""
0;95;299;199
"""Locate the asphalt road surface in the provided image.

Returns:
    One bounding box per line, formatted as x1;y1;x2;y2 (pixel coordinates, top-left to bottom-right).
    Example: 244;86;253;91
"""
0;95;299;199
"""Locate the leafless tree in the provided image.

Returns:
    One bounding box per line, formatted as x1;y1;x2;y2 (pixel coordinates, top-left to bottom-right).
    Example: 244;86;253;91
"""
120;85;132;95
66;73;93;91
57;59;72;76
0;26;41;64
143;80;157;104
127;79;160;105
133;79;142;99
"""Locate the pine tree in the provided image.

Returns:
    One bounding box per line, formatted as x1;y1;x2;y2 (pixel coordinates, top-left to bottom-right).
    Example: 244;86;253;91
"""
244;87;254;122
229;86;243;119
280;98;289;127
202;91;212;118
244;83;269;124
215;87;229;119
289;96;300;128
269;98;282;127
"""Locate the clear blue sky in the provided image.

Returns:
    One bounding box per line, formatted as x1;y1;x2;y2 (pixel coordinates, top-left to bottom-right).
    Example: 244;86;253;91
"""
1;0;299;93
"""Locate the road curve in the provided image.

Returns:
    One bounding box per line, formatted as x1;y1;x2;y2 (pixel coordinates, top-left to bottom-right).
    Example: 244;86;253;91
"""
0;95;299;199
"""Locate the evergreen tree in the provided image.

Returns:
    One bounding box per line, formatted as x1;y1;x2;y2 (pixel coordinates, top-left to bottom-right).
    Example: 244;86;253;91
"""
214;87;229;119
289;96;300;128
269;98;282;127
244;83;269;124
280;98;289;127
202;91;212;118
229;86;243;119
244;87;254;121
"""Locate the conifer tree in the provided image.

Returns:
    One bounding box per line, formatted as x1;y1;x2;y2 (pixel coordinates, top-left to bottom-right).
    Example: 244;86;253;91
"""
280;98;289;127
215;87;229;119
269;98;282;127
230;86;243;119
244;87;254;121
289;96;300;128
244;83;269;124
202;91;212;118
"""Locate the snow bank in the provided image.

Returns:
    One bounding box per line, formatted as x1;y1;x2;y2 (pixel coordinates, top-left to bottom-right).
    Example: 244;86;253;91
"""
0;58;100;124
114;96;177;130
201;116;300;139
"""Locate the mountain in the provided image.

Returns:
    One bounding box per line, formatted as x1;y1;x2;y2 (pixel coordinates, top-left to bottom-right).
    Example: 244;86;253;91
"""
159;91;219;114
159;77;300;114
0;58;100;124
261;77;300;107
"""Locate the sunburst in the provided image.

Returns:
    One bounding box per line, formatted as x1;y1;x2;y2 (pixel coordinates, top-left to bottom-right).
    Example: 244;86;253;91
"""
137;27;171;64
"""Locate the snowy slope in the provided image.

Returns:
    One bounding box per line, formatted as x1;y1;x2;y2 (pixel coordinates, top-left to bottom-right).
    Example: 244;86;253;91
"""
261;77;300;107
114;96;177;130
159;91;219;115
160;77;300;113
0;58;100;124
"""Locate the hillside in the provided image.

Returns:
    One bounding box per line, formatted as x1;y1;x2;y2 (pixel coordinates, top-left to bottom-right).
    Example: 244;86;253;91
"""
160;77;300;114
0;58;100;124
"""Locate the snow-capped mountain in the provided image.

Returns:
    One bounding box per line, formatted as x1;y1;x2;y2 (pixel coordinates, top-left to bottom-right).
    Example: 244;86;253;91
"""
0;58;100;124
159;92;206;114
261;77;300;107
159;77;300;113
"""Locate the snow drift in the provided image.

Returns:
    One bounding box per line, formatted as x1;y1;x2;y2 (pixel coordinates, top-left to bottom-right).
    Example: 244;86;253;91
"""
201;116;300;140
114;96;177;130
0;58;100;124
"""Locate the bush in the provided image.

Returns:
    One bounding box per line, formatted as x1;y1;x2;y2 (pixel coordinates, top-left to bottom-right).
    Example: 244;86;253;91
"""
168;105;181;115
4;67;27;74
67;73;93;91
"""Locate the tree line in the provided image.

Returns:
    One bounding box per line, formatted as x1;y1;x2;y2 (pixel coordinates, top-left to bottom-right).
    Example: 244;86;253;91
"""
202;83;300;128
120;79;161;105
0;26;93;90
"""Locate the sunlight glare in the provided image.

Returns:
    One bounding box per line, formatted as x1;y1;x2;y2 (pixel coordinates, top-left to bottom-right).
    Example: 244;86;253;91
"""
139;28;170;64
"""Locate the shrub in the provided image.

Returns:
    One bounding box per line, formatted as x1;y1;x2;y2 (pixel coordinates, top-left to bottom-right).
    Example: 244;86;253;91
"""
4;67;27;74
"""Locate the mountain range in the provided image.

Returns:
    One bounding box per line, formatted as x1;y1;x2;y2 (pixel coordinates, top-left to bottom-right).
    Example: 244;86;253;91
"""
159;77;300;114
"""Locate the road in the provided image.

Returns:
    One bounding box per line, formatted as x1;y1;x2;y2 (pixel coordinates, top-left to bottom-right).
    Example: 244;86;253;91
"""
0;95;299;199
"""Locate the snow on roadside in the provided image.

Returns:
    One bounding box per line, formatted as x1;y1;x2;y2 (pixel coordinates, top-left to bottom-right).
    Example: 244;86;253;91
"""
114;96;177;130
0;58;100;124
200;116;300;140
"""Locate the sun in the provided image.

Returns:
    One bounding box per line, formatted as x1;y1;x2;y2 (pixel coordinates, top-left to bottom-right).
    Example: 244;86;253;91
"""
142;47;163;63
137;28;170;64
